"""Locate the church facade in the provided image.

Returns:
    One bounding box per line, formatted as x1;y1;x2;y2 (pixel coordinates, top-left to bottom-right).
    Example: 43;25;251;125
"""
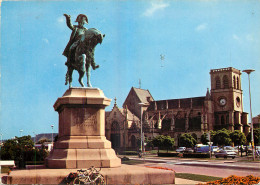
105;67;250;150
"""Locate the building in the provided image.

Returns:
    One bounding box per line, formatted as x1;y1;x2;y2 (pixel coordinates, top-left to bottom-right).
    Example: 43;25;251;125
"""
105;67;250;149
252;115;260;129
105;88;154;150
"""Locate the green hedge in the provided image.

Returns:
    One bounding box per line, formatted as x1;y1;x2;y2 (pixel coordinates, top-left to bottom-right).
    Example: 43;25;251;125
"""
183;153;210;158
118;151;138;155
158;152;210;158
158;152;179;157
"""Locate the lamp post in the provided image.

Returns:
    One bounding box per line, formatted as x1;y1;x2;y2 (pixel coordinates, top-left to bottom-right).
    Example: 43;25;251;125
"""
0;133;2;144
243;69;255;161
51;125;54;145
19;129;23;137
0;133;2;184
33;132;36;144
0;133;3;149
138;103;145;156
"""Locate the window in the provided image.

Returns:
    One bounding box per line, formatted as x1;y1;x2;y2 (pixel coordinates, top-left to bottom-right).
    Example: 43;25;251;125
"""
237;77;239;89
233;76;236;89
223;75;229;89
221;115;225;125
215;115;219;125
111;121;120;131
215;76;221;89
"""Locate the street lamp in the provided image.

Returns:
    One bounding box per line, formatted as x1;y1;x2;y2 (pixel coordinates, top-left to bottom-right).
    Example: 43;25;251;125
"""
33;132;36;144
51;125;54;145
0;133;3;147
138;103;145;156
19;129;23;137
243;69;255;161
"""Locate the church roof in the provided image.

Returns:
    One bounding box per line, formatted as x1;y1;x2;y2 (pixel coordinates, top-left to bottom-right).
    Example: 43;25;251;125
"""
132;87;154;103
147;96;206;111
118;107;139;121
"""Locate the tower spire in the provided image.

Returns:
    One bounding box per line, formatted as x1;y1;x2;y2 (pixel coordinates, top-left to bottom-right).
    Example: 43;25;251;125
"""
114;97;117;105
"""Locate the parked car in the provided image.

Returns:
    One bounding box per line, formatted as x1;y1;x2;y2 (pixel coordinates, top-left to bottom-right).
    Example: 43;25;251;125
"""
176;147;186;152
214;149;237;159
224;146;238;154
184;148;194;153
211;146;219;153
194;145;218;153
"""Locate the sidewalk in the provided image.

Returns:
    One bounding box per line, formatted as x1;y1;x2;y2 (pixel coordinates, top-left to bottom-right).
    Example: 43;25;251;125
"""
175;178;203;184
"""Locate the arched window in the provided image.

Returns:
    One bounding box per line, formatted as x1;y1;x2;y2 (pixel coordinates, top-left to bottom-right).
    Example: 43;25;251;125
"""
221;115;225;125
237;77;239;89
226;114;229;124
111;121;120;133
215;76;221;89
223;75;229;89
131;135;136;148
233;76;236;89
215;115;219;125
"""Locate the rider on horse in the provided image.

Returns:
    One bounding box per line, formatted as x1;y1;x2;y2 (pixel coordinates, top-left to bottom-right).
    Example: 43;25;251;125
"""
63;14;99;86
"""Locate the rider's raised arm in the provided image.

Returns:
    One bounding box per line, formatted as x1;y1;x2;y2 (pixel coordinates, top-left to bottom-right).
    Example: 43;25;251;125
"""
64;14;74;30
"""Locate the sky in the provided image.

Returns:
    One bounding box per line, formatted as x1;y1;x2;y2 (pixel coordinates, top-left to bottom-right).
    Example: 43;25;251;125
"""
0;0;259;140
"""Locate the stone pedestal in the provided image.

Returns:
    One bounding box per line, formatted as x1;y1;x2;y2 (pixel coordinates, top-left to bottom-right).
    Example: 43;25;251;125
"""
6;165;175;184
45;88;121;168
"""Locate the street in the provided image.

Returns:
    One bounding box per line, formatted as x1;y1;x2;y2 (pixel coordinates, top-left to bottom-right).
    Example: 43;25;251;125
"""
128;155;260;178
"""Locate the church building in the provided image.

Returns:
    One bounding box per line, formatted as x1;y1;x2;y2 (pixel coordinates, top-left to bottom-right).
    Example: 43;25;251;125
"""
105;67;250;150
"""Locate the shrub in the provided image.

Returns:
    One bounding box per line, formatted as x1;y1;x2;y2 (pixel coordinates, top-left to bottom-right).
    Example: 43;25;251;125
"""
158;152;179;157
199;175;260;185
183;153;210;158
118;151;138;155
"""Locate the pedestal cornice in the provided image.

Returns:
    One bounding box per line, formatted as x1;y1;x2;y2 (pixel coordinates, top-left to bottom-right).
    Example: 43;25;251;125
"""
54;88;111;111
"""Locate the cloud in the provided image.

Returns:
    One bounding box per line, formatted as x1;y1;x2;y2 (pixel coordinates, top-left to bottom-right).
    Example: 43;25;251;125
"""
246;34;254;42
143;2;169;17
42;38;49;44
57;16;65;23
232;34;255;43
195;23;208;32
232;34;240;41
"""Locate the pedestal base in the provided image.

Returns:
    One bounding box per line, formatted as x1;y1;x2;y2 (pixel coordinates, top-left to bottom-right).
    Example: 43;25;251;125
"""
45;136;121;168
6;165;175;184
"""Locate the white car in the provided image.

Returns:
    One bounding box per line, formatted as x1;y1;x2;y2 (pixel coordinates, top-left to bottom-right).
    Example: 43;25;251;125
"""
214;149;237;159
176;147;186;152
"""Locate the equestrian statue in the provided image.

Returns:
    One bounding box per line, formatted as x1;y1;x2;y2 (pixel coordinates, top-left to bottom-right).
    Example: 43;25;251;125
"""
63;14;105;87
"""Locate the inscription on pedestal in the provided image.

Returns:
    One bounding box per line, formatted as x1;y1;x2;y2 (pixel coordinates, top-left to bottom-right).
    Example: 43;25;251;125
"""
72;108;99;135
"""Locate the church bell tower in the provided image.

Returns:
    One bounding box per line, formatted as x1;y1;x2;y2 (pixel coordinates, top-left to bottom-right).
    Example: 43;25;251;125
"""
210;67;247;132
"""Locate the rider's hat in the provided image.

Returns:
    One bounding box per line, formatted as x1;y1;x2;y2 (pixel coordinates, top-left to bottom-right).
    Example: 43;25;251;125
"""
75;14;88;24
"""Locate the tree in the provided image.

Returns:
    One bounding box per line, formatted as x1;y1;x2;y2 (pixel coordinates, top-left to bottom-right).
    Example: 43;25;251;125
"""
179;133;197;148
230;130;247;146
247;128;260;146
0;135;48;168
152;135;175;152
0;136;34;168
200;133;209;145
152;135;164;152
162;136;175;152
211;129;232;146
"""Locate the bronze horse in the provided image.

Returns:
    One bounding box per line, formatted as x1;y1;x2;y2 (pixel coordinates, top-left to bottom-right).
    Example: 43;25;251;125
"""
65;28;105;87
